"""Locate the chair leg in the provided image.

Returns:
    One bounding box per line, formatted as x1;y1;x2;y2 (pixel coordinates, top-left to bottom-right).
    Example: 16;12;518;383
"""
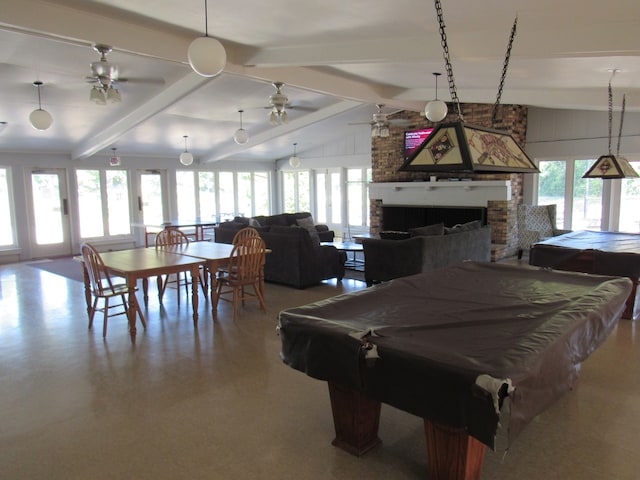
517;249;523;260
89;298;98;329
102;298;109;338
232;286;239;320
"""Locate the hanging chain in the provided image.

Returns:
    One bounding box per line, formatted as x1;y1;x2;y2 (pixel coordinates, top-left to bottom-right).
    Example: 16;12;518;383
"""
617;93;626;156
434;0;462;120
492;16;518;127
607;81;613;154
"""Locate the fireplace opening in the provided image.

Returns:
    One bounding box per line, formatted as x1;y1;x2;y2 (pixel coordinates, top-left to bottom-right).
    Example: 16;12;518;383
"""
382;205;487;231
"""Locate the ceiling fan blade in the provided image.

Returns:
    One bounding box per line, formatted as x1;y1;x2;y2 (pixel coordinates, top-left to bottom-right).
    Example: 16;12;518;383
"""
114;77;165;85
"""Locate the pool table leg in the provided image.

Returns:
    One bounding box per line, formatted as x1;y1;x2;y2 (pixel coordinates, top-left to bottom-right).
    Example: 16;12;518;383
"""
327;382;382;456
424;419;486;480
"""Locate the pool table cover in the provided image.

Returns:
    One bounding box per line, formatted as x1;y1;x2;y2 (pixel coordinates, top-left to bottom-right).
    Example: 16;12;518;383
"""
278;262;631;449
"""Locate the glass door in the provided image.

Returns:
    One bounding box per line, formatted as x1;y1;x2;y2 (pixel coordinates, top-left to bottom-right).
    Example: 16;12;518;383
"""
137;170;167;225
26;168;72;258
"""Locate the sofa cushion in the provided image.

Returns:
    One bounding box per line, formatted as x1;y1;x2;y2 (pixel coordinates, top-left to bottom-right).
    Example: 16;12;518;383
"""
409;222;445;237
295;217;322;245
445;220;482;235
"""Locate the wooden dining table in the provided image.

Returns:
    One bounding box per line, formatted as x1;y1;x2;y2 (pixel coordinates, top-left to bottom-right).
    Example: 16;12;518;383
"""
160;241;236;317
82;247;205;342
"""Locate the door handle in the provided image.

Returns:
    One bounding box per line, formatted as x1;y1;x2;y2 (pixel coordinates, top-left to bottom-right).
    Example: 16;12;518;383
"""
138;196;142;211
62;198;69;215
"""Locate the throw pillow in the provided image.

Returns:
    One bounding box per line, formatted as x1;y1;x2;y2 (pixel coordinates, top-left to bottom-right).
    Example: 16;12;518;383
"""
408;222;445;237
444;220;482;235
296;217;321;245
249;218;261;227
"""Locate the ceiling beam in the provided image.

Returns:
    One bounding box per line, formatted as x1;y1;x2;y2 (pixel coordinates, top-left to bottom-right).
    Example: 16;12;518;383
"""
202;100;363;163
72;72;212;160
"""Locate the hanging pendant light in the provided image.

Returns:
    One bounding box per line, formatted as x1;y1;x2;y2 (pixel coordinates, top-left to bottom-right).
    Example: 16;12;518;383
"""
233;109;249;144
424;72;448;122
188;0;227;77
583;74;638;179
29;81;53;131
289;142;301;168
179;135;194;166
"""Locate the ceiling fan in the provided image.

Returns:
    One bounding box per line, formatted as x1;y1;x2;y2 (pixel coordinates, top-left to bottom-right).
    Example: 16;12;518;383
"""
350;104;411;137
86;44;163;105
266;82;314;125
86;44;124;104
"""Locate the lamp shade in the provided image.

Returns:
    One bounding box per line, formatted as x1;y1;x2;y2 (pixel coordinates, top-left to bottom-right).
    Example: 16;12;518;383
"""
179;151;194;166
234;128;249;145
188;36;226;77
289;155;301;168
90;86;106;105
425;100;448;122
29;108;53;130
399;121;538;173
582;155;639;179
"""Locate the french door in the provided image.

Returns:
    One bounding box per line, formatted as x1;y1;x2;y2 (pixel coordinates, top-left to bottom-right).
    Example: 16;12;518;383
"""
26;168;72;258
137;170;168;225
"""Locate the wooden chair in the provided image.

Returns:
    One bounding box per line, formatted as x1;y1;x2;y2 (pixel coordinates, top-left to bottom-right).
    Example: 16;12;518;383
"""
214;234;267;320
155;228;192;305
81;243;145;338
231;226;261;244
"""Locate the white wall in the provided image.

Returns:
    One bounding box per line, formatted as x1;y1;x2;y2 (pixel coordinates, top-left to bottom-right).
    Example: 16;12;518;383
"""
524;107;640;203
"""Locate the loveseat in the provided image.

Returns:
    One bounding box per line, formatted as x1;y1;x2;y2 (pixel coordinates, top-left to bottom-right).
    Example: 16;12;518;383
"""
214;213;345;289
362;221;492;286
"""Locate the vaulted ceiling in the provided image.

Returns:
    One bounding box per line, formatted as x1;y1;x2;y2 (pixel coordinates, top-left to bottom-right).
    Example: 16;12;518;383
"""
1;0;639;163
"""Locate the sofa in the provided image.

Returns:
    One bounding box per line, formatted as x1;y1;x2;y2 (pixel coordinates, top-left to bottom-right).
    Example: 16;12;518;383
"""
362;221;492;286
214;212;334;244
213;213;345;289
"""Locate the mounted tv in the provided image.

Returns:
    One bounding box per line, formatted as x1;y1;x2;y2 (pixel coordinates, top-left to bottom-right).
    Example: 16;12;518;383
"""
404;128;434;160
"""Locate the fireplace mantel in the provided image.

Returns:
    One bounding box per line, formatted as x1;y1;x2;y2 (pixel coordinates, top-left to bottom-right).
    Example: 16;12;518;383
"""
369;180;511;207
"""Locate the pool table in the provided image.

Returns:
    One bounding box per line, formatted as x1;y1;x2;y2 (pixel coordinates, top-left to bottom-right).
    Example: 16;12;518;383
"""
278;262;631;480
529;230;640;320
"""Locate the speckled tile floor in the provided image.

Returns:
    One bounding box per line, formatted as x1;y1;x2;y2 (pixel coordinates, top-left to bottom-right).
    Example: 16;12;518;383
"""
1;259;640;479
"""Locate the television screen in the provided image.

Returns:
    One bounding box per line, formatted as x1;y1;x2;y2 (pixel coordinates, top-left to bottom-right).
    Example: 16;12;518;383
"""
404;128;434;159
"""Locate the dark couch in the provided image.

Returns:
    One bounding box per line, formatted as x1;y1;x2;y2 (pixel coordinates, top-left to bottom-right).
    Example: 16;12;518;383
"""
214;212;334;244
362;222;492;286
214;213;344;289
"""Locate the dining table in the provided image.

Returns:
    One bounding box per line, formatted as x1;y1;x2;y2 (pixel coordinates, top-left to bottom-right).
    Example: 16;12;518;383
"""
132;218;219;247
159;241;236;317
82;247;206;342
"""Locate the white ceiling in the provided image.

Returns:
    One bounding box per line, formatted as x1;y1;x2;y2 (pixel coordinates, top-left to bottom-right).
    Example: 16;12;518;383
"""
0;0;639;163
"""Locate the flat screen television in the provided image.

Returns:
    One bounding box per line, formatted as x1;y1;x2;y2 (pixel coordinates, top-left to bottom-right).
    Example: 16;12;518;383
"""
404;128;434;160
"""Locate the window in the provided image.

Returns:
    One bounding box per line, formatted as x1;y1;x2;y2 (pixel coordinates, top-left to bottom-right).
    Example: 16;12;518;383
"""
0;167;16;247
346;168;371;229
176;171;197;220
77;169;131;239
535;158;640;232
618;161;640;233
282;171;310;213
176;171;271;222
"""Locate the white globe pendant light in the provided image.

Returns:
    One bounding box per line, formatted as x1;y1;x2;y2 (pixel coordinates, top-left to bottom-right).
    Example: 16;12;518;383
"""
29;81;53;131
188;0;227;77
233;109;249;145
424;72;448;123
289;142;301;168
179;135;194;166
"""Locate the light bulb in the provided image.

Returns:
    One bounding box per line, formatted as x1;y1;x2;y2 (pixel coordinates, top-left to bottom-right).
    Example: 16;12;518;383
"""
188;36;226;77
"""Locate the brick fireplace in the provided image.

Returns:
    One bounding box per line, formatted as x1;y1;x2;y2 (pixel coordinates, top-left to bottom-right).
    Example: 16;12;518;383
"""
369;104;528;261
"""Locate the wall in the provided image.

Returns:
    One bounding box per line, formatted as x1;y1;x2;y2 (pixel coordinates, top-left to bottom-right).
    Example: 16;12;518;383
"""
369;104;529;260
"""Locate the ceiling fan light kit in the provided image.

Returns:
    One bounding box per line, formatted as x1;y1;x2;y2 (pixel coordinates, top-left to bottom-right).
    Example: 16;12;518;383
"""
188;0;227;77
179;135;194;166
268;82;290;125
88;44;125;105
30;81;53;131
